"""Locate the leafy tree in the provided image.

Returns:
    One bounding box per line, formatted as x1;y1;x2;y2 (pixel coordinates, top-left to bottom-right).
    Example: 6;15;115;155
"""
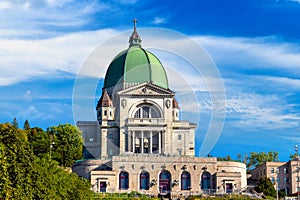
290;153;298;160
28;127;50;158
23;119;30;130
217;155;232;161
247;151;279;169
47;124;83;167
12;117;18;128
0;122;93;199
254;178;276;198
278;189;286;198
0;143;10;199
0;123;35;199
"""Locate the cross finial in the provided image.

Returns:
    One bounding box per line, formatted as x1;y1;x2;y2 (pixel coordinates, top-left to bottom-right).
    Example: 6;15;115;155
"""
133;18;138;29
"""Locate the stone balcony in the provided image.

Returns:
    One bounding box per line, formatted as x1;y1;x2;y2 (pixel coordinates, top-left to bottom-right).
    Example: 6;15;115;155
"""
126;118;166;127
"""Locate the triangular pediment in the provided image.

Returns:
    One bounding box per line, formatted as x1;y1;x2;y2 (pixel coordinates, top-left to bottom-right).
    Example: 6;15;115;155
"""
118;82;175;96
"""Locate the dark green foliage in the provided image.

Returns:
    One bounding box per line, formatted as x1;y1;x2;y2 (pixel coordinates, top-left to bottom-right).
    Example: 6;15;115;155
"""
278;189;286;198
47;124;84;167
28;127;50;158
247;151;279;169
254;178;276;198
0;122;93;200
23;119;30;130
12;117;18;128
290;153;298;160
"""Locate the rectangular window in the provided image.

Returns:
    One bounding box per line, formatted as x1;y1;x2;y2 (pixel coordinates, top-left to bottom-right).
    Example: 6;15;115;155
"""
271;177;275;184
271;168;274;173
276;168;279;173
284;168;288;174
277;177;280;183
284;177;289;183
108;134;113;139
178;134;182;140
142;107;149;118
177;149;182;155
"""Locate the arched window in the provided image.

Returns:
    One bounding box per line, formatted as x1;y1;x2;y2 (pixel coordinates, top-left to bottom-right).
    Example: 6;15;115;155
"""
119;171;129;190
181;171;191;190
140;171;150;190
159;170;171;194
201;172;211;191
133;105;160;119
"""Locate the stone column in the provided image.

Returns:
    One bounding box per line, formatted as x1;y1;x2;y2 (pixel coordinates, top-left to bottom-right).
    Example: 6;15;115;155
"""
141;131;144;154
158;131;162;154
100;129;107;158
132;131;135;153
150;131;153;154
97;179;100;192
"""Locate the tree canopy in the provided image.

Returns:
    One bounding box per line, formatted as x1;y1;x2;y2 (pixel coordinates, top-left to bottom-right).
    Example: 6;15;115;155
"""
247;151;279;169
0;122;92;199
254;178;276;198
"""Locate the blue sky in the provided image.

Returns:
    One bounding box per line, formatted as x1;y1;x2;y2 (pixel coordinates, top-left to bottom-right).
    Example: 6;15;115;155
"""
0;0;300;161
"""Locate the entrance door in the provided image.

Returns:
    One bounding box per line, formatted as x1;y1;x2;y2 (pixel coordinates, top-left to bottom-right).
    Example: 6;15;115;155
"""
100;181;107;192
226;183;233;193
159;171;171;195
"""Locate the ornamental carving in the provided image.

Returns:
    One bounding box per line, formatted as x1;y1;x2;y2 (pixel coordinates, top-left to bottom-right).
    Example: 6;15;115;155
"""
165;99;171;109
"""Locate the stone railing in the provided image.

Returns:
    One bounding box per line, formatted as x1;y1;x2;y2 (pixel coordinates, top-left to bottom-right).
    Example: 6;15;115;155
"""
126;118;166;126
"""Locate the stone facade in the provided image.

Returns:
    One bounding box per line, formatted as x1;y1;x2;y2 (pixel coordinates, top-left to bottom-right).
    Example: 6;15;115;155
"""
251;160;300;195
73;23;247;198
73;155;246;197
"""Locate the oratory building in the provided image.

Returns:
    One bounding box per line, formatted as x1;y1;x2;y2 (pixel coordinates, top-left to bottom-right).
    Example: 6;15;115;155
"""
73;21;247;198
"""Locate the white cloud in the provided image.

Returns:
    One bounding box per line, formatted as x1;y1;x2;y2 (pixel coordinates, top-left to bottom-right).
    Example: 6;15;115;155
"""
225;93;300;130
0;0;110;37
116;0;138;4
152;17;167;25
17;106;42;120
195;36;300;73
264;76;300;90
0;29;117;85
24;90;32;101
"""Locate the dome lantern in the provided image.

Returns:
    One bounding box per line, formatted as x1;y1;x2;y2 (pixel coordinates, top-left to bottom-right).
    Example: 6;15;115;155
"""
129;18;142;47
104;19;169;91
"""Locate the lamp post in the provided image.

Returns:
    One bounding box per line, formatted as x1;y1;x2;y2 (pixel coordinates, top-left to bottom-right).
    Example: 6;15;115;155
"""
295;145;299;200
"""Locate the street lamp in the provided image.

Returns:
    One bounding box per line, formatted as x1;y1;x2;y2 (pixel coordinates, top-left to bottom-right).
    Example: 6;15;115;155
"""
295;145;299;200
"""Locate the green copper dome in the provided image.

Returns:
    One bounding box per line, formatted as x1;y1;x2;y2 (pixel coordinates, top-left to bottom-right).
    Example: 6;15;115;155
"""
104;46;169;89
104;21;168;89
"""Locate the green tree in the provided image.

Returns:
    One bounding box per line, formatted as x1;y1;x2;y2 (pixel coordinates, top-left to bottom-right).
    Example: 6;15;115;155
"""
23;119;30;130
12;117;18;128
0;143;10;199
28;127;50;158
290;153;298;160
247;151;279;169
0;123;34;199
47;124;83;167
0;122;93;199
254;178;276;198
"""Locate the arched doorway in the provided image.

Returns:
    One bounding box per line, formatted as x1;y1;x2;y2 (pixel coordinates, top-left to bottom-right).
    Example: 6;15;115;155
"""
201;172;211;191
140;171;150;190
181;171;191;190
159;170;171;195
119;171;129;190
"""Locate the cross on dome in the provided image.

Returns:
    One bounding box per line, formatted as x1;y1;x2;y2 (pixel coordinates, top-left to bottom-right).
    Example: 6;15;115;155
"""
129;18;142;47
133;18;138;29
